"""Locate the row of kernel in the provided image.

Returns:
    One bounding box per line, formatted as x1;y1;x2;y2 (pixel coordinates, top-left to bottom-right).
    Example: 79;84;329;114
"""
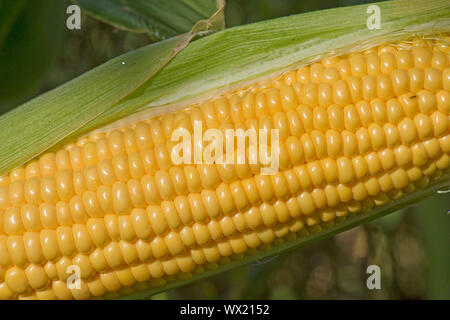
74;221;301;296
3;123;286;201
69;118;180;170
291;47;448;85
293;71;447;109
285;140;447;189
235;92;448;139
0;252;191;299
291;95;448;133
34;248;262;300
288;40;449;82
130;117;448;174
279;129;445;169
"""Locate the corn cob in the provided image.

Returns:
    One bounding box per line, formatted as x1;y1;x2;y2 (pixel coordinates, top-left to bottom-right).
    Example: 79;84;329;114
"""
0;37;449;300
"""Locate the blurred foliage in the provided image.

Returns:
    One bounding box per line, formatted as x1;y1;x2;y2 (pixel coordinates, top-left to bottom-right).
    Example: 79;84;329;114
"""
0;0;448;300
224;0;378;27
76;0;222;40
413;195;450;299
0;0;65;114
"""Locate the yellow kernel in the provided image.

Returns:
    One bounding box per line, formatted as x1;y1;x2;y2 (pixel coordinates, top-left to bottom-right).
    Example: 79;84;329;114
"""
397;50;412;69
412;47;432;68
350;53;367;77
391;69;409;96
108;131;126;156
118;215;137;242
321;158;339;183
69;196;88;223
10;180;25;206
391;168;409;189
431;111;448;137
336;157;355;184
103;241;124;268
394;145;412;167
414;114;433;140
377;74;394;100
112;181;132;215
6;266;29;294
379;148;396;171
8;235;27;266
362;75;377;100
409;68;424;92
343;104;361;132
119;241;138;265
424;68;442;93
333;80;351;106
398;118;417;145
147;205;169;235
380;53;397;74
150;236;168;260
368;123;386;150
23;232;44;264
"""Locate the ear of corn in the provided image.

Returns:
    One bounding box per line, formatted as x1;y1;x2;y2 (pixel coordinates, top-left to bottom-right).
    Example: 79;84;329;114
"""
0;36;449;299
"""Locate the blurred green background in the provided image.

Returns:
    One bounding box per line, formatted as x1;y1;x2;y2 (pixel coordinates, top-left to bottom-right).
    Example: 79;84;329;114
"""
0;0;448;299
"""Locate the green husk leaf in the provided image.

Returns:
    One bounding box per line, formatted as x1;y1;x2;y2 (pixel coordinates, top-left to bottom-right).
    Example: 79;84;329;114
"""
75;0;225;40
119;174;450;299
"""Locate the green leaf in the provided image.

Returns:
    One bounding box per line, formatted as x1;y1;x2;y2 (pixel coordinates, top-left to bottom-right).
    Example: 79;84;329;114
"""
0;0;65;114
0;0;28;49
75;0;225;40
